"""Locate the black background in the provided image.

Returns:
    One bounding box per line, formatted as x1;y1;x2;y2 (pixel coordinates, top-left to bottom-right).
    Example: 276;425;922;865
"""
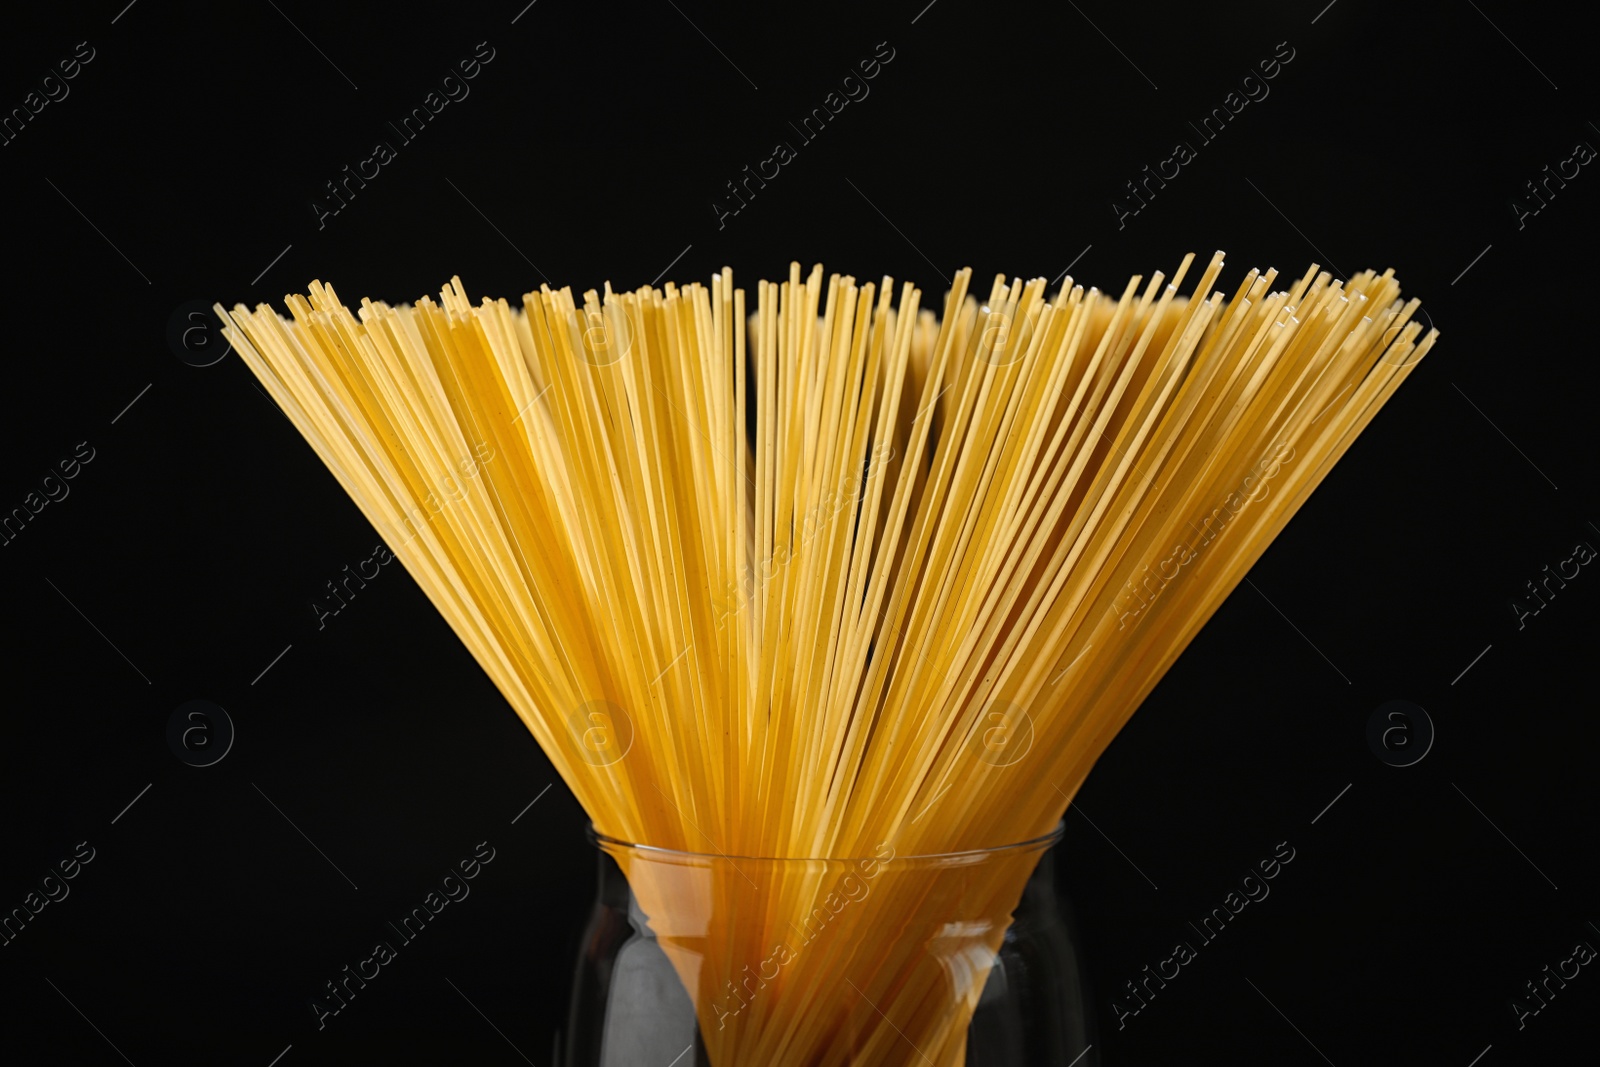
2;1;1596;1064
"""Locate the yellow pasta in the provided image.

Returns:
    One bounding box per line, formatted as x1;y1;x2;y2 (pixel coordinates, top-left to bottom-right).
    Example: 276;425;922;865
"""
217;252;1434;1063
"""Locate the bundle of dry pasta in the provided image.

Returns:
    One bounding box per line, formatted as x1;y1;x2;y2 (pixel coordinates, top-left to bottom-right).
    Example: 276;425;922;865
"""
218;252;1433;1064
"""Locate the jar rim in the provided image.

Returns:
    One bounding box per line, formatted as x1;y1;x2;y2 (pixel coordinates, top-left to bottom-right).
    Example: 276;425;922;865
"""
587;821;1066;862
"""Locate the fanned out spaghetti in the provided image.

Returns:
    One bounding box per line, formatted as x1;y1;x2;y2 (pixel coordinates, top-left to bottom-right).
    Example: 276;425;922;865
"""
218;252;1435;1064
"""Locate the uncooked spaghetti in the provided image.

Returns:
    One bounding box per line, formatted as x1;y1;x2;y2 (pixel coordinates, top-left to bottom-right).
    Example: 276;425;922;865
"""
218;252;1434;1063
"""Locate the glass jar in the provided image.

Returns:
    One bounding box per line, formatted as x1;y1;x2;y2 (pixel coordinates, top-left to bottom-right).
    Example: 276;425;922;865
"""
564;823;1097;1066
